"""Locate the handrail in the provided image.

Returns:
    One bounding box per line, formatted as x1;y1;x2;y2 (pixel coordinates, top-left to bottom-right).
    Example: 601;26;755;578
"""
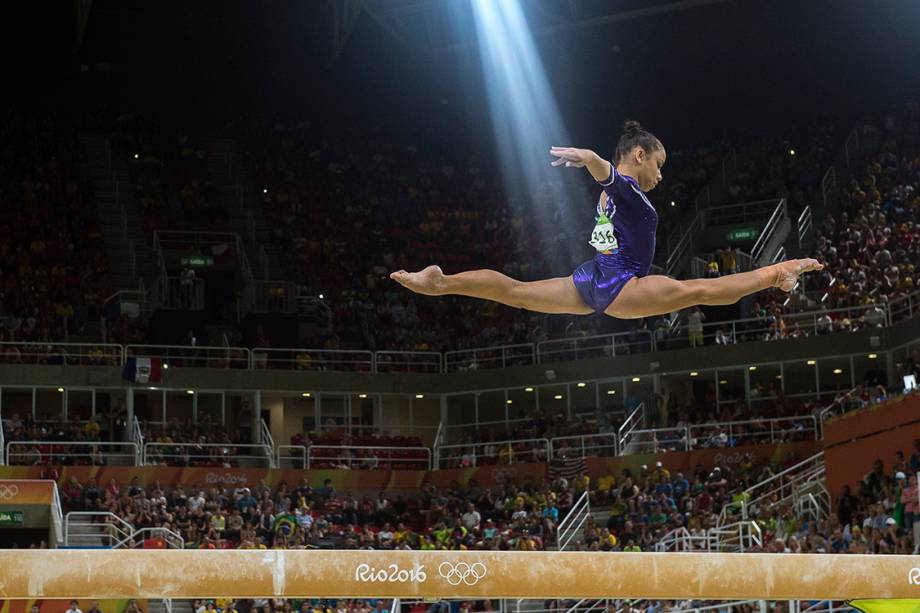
50;481;64;544
817;387;859;435
113;526;185;549
618;426;690;455
65;511;134;547
616;402;645;451
250;347;374;372
307;445;432;470
433;421;445;466
687;414;818;447
556;490;589;551
142;442;274;468
126;344;250;369
436;437;551;469
0;341;124;366
443;343;536;372
537;330;653;364
550;432;618;459
750;198;787;265
0;405;5;466
5;440;139;466
666;211;703;276
375;351;443;374
276;444;307;468
132;416;146;464
259;418;276;468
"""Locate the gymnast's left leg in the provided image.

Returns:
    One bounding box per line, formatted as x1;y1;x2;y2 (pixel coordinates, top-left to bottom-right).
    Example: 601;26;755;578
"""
606;258;822;319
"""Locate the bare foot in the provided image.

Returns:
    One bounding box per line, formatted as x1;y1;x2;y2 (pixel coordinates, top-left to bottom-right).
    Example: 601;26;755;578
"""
390;265;447;296
764;258;824;292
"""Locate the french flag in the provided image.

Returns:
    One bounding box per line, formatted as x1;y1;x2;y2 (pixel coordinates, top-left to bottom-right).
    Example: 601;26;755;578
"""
123;357;163;383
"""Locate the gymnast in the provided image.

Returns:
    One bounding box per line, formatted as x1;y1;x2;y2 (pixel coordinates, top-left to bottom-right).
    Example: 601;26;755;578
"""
391;121;822;320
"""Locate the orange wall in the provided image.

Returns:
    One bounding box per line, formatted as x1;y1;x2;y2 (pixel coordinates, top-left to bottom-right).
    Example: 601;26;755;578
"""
823;393;920;498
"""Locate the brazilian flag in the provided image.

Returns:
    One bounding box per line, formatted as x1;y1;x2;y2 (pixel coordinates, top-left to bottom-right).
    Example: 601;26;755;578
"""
849;601;920;612
273;513;297;536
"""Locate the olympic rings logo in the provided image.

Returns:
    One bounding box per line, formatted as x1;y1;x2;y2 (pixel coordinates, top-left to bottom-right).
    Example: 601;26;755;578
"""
0;484;20;500
438;561;487;586
909;567;920;585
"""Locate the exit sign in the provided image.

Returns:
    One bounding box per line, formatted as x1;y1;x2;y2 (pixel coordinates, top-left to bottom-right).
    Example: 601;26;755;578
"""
181;256;214;267
727;227;759;241
0;511;23;525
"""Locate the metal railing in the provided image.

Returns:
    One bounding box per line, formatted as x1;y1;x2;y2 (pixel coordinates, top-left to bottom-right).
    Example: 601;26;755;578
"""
537;330;654;364
306;445;432;470
113;526;185;549
250;347;373;372
555;490;590;550
126;344;250;369
708;520;763;552
616;402;645;453
687;415;819;448
5;441;139;466
142;442;274;468
666;211;703;276
375;351;442;374
444;343;536;372
277;444;307;468
259;418;276;468
750;198;787;265
0;412;5;466
157;277;205;311
50;481;64;544
65;511;134;548
654;527;711;552
436;438;551;469
890;288;920;323
0;341;123;366
722;451;826;526
617;426;690;454
550;432;618;459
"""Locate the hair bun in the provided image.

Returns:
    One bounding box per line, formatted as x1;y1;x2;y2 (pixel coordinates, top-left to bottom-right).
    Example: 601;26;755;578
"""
623;120;642;135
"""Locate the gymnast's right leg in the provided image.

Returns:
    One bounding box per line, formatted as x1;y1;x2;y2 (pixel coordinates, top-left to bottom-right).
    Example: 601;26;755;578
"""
390;265;593;315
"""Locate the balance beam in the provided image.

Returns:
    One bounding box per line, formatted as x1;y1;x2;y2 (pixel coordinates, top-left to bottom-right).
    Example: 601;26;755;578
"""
1;550;918;600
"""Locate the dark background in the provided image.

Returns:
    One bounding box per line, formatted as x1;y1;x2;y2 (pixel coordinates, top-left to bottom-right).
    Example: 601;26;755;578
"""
8;0;920;152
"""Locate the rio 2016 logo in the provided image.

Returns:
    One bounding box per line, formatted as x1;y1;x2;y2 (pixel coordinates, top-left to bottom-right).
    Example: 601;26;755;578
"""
354;563;427;583
909;568;920;585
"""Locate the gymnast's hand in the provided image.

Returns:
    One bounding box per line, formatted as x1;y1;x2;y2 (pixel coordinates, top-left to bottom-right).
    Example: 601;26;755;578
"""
550;147;597;168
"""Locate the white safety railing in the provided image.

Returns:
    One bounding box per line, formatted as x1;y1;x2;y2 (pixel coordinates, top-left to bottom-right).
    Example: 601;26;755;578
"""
750;198;787;265
550;432;618;459
65;511;135;548
616;402;645;453
708;520;763;552
375;351;442;374
277;444;307;468
126;344;250;369
555;491;590;551
890;288;920;323
113;526;185;549
817;387;859;435
687;415;819;448
258;418;277;468
0;341;124;366
444;343;536;372
798;205;814;248
654;527;711;552
49;481;64;544
250;347;373;372
617;426;690;455
0;413;5;466
538;330;654;364
5;441;139;466
132;416;146;464
142;442;274;468
820;166;837;208
436;438;551;469
156;276;205;311
307;445;432;470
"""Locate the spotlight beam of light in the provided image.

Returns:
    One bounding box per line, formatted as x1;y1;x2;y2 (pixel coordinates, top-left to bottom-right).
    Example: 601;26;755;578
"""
471;0;586;270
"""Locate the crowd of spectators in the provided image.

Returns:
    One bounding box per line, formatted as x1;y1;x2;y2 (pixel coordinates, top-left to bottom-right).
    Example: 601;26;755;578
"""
0;111;112;343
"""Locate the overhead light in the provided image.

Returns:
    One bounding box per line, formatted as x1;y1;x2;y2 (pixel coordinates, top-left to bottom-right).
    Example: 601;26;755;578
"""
670;201;676;207
576;382;586;388
133;153;139;159
868;353;877;359
631;377;640;382
524;387;534;392
263;188;268;194
57;387;64;393
719;380;728;385
302;392;311;398
162;363;169;369
358;394;367;399
554;394;563;400
789;149;796;156
607;390;616;395
415;394;424;399
807;360;816;366
833;368;843;375
690;372;699;377
186;390;195;395
506;399;513;405
748;366;757;371
775;375;783;380
148;387;157;391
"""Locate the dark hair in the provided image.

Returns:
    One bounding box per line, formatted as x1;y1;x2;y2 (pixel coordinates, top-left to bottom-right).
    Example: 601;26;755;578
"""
614;120;663;163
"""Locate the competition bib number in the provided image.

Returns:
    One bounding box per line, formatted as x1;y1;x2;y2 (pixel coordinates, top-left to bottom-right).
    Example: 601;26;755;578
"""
589;213;618;252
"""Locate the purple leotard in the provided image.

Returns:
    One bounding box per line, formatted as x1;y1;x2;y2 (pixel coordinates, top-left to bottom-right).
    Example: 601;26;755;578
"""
572;164;659;313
